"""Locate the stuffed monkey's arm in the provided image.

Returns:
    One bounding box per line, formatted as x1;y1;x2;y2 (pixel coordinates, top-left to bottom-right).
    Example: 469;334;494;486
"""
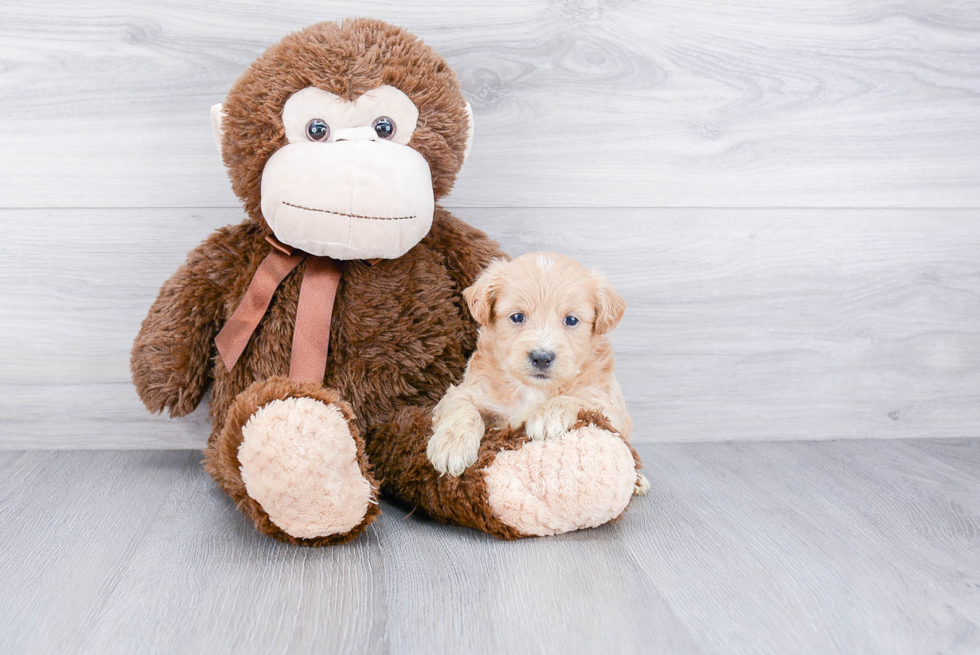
131;229;235;418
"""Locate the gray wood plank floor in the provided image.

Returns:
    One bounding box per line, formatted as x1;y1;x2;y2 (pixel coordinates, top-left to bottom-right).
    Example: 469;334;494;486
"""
2;440;977;655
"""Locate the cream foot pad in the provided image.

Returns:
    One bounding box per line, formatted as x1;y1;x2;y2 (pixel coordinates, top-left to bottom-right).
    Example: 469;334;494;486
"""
238;397;373;539
483;426;637;536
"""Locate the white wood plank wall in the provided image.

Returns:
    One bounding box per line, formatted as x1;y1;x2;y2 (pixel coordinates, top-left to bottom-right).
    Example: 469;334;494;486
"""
1;1;978;447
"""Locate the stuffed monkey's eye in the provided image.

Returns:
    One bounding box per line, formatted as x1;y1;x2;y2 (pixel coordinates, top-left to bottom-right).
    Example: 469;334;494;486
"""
372;116;396;140
509;313;525;324
563;316;580;327
306;119;330;142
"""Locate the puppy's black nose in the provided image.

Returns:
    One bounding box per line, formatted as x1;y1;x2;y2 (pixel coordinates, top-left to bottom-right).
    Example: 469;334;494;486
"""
529;349;556;370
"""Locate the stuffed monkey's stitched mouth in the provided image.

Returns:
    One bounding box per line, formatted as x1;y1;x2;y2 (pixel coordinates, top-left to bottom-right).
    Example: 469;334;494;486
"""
282;201;416;221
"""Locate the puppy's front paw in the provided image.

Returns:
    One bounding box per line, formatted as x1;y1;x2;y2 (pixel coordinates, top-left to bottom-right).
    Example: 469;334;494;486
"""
427;410;485;477
525;398;583;441
634;474;650;496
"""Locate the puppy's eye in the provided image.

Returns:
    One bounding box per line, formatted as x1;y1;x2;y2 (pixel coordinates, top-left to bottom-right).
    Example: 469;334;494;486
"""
509;313;525;324
563;315;580;327
306;119;330;142
372;116;396;140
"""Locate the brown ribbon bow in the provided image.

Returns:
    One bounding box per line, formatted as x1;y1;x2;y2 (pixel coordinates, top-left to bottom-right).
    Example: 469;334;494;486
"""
214;236;344;383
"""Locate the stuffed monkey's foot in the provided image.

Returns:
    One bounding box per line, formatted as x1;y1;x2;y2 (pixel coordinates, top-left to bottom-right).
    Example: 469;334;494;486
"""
367;408;641;540
204;377;379;546
483;424;638;537
239;397;374;539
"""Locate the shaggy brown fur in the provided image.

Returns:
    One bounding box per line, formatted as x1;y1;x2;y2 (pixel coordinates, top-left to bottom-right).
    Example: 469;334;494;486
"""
132;205;504;541
132;18;641;544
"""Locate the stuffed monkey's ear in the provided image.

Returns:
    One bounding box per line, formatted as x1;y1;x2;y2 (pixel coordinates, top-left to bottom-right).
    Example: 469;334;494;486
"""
462;102;475;165
593;272;626;335
210;103;225;155
463;259;507;326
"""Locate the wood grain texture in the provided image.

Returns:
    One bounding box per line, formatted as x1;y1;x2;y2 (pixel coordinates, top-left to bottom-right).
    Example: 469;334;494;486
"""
630;439;980;655
2;207;978;448
1;0;978;208
1;441;977;654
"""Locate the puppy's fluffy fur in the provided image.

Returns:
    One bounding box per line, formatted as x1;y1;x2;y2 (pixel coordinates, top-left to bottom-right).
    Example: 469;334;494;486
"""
428;252;647;493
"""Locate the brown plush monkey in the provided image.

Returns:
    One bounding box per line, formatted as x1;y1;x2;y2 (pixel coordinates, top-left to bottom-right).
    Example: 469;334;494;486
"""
131;18;642;545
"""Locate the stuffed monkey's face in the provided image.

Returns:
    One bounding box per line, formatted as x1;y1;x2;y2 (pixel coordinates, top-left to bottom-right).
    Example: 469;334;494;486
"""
215;84;470;260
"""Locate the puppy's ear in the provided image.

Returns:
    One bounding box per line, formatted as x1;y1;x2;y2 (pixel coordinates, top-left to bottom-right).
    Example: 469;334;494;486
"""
592;272;626;335
464;259;508;326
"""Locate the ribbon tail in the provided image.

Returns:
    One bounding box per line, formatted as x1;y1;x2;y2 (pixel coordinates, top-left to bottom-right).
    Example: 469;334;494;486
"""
289;256;344;383
215;248;307;372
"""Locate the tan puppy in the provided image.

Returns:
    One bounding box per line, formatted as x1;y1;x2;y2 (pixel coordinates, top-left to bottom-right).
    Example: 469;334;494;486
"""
427;252;648;493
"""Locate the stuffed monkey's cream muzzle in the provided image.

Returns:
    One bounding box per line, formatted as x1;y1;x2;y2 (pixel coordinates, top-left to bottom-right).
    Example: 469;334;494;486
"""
212;84;474;260
260;133;435;260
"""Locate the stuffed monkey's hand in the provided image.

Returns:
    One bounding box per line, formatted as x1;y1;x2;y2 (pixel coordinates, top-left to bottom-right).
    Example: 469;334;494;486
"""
427;395;485;476
525;396;586;442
